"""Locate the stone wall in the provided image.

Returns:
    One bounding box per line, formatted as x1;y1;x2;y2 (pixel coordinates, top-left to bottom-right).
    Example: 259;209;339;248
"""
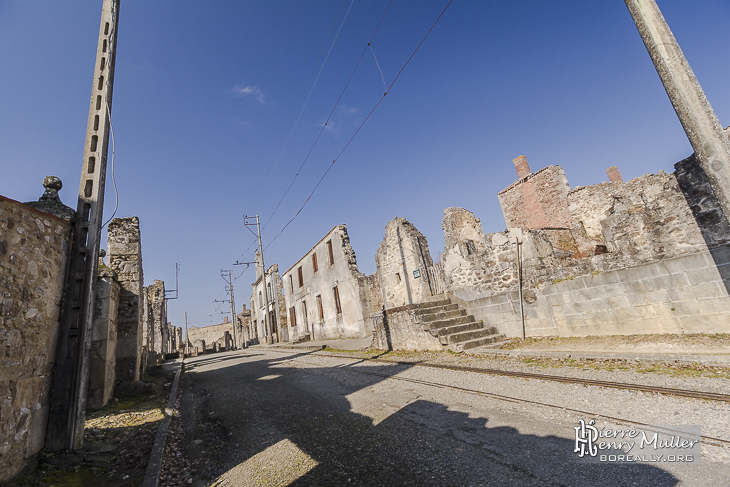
370;306;442;351
88;263;119;410
187;319;233;351
375;218;435;309
251;258;285;343
0;194;73;482
458;246;730;338
149;280;166;358
107;217;143;384
443;156;730;339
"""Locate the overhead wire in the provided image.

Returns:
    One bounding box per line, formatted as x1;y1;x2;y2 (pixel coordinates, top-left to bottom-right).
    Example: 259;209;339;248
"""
262;0;453;251
231;0;353;268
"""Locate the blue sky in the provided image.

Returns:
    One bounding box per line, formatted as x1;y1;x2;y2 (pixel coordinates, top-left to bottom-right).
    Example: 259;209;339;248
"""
2;1;729;330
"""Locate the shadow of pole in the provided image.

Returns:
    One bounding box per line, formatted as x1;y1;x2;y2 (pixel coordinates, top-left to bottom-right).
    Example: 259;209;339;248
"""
675;155;730;294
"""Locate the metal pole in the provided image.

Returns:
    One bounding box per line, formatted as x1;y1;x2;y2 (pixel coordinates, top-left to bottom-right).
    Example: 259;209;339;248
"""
46;0;120;452
516;238;526;340
256;216;273;344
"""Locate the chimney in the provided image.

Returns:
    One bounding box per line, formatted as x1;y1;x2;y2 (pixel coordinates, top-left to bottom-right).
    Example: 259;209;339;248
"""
224;316;229;323
606;166;623;182
242;304;247;311
513;155;531;179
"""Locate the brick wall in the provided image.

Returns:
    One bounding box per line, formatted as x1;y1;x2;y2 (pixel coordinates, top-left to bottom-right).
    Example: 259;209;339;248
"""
498;165;573;230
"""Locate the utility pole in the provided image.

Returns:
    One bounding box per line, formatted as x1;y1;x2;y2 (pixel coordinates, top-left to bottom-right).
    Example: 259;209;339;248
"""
221;269;238;349
243;215;272;344
625;0;730;217
46;0;120;452
184;312;189;357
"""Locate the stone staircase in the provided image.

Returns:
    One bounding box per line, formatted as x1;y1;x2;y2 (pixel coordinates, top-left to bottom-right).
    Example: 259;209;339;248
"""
415;297;505;352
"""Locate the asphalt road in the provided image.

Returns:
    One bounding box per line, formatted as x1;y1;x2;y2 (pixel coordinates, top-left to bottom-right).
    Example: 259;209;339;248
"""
180;349;729;486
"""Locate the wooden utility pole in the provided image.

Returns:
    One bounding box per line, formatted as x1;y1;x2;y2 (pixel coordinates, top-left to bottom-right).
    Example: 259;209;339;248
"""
46;0;120;452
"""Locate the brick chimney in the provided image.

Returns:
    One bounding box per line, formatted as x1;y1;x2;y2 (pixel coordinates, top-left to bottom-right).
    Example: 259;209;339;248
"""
606;166;623;182
513;155;531;179
224;316;229;323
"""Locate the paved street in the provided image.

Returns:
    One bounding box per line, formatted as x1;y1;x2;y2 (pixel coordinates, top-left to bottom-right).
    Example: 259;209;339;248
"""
180;349;730;486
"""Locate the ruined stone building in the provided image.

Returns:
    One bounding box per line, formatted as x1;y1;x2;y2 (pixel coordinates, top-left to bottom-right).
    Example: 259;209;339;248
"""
281;225;381;342
0;178;178;481
187;317;234;352
250;252;286;343
441;155;730;338
236;305;252;347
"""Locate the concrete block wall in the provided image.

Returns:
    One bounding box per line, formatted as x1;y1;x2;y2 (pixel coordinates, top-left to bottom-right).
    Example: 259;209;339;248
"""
462;246;730;338
0;195;73;482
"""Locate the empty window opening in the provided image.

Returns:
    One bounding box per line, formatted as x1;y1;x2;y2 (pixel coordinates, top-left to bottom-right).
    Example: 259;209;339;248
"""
312;252;318;273
333;286;342;315
87;156;95;173
267;283;272;299
103;39;107;53
96;95;102;110
298;266;303;288
317;295;324;320
259;291;263;308
84;180;93;198
90;135;98;152
327;240;334;265
98;75;104;90
289;275;294;294
80;227;89;248
93;115;99;131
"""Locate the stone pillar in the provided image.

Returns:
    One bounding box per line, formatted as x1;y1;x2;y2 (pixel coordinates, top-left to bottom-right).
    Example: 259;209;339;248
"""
89;252;119;410
606;166;623;182
625;0;730;216
107;217;143;384
149;280;167;360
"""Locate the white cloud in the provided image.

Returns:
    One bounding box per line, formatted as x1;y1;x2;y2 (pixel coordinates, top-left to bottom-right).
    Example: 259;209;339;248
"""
232;85;265;104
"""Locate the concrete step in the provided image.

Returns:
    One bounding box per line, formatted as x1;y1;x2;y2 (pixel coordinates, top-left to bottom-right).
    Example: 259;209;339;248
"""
431;321;484;338
439;326;500;346
414;303;458;316
450;334;507;352
413;298;451;309
418;308;466;322
426;314;474;332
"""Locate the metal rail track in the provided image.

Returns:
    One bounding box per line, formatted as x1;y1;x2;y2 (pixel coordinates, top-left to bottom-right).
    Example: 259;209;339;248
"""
305;350;730;403
257;349;730;448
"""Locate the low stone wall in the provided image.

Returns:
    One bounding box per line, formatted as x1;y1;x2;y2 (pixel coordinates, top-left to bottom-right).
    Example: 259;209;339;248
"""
460;246;730;338
371;306;442;351
0;196;72;482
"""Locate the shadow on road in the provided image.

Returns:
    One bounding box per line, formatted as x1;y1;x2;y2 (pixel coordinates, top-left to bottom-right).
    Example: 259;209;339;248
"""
182;350;679;487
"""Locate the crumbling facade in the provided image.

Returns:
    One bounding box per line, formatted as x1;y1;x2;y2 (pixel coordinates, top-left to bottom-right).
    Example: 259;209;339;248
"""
250;254;285;343
236;306;253;347
375;218;439;309
281;225;380;341
442;156;730;338
107;217;144;384
88;252;119;410
187;317;234;352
